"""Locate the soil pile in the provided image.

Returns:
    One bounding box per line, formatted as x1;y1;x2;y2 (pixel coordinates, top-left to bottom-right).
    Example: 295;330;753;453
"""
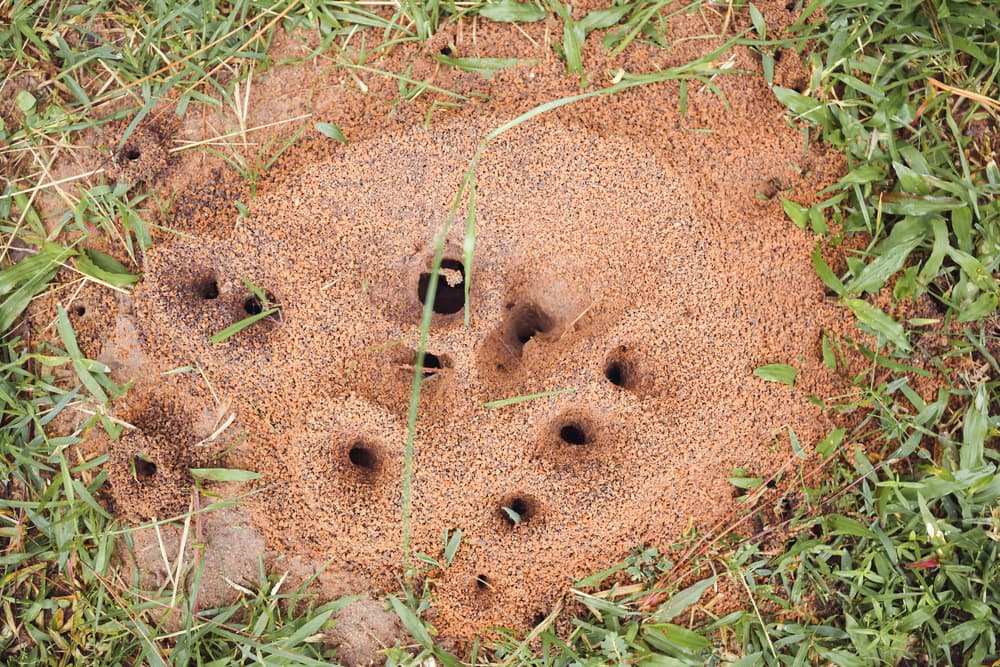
108;112;852;641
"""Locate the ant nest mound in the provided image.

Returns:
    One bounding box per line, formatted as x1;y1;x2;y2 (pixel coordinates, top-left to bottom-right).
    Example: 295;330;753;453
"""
109;117;853;644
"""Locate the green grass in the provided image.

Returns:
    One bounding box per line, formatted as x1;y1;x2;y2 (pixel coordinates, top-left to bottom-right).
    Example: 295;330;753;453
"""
2;0;999;664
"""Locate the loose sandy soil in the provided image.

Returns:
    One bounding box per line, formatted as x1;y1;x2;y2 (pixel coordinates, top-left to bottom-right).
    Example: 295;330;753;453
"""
22;0;881;660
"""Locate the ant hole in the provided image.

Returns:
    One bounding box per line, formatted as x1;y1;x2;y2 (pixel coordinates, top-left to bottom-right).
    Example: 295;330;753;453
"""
348;443;378;472
422;353;442;377
244;296;263;315
243;291;275;315
558;423;589;446
133;456;156;481
499;495;536;526
605;360;627;387
766;479;777;489
532;611;547;626
417;259;465;315
508;304;553;348
604;348;639;390
123;146;141;161
475;574;491;591
780;497;794;520
440;45;454;56
197;275;219;300
72;305;87;317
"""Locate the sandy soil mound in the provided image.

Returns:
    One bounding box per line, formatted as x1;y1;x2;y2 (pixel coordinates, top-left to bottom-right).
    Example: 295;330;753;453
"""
99;113;853;641
22;0;867;652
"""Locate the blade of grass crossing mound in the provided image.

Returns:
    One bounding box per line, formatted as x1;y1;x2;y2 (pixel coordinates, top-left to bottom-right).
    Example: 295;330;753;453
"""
483;387;578;409
56;304;108;405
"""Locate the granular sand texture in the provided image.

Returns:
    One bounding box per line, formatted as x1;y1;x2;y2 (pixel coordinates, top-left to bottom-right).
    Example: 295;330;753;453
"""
114;117;856;642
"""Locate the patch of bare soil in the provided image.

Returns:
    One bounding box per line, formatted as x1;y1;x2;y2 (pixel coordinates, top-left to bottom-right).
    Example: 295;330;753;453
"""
25;0;872;659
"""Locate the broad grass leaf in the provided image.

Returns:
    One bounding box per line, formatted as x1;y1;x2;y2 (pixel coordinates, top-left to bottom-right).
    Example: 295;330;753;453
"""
880;194;957;216
781;198;809;229
749;3;766;39
753;363;797;386
827;515;875;538
813;647;868;667
314;122;346;143
893;160;932;194
575;560;628;588
0;246;72;333
961;384;987;470
836;164;884;186
638;656;689;667
943;620;991;645
283;605;336;646
652;576;715;622
56;304;108;404
479;0;547;23
917;217;949;289
845;218;926;294
443;528;462;566
842;298;911;352
821;332;837;369
388;595;434;649
577;4;631;34
483;387;577;409
958;292;998;322
952;205;973;252
644;622;710;652
728;475;763;489
76;249;139;287
812;244;845;296
772;86;825;122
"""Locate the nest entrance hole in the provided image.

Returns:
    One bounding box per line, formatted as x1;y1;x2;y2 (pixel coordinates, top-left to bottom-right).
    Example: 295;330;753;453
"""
418;259;465;315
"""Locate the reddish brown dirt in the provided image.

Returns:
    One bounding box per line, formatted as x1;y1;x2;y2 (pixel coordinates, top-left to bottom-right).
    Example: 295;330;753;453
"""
22;0;872;657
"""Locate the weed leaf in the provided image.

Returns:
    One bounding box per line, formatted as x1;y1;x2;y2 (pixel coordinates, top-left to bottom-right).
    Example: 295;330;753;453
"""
753;363;797;386
443;528;462;566
0;245;72;333
479;0;547;23
842;298;910;352
652;576;716;622
812;244;845;296
314;122;347;143
501;506;522;524
961;384;987;470
76;249;139;287
388;595;434;649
